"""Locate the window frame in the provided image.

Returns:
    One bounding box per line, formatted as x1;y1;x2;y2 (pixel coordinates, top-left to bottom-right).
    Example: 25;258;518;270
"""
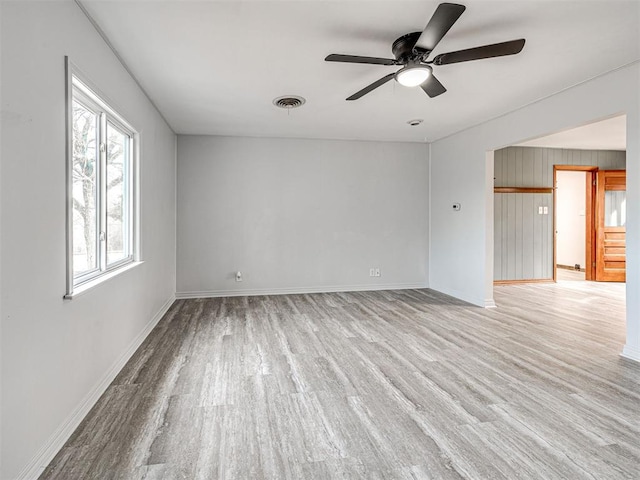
65;58;140;297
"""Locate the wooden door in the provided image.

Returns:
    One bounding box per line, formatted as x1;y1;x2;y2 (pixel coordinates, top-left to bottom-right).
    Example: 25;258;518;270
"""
595;170;626;282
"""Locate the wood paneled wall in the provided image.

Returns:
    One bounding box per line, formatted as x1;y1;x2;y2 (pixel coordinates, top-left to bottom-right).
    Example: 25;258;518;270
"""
494;147;625;281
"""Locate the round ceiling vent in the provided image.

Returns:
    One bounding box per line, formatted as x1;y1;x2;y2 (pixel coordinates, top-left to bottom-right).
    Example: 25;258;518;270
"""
273;95;306;109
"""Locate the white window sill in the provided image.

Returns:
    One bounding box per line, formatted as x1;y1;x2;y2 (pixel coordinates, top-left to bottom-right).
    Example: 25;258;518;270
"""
64;261;144;300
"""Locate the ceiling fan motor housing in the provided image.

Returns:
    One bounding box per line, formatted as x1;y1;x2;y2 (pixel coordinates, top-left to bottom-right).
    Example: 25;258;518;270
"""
392;32;425;63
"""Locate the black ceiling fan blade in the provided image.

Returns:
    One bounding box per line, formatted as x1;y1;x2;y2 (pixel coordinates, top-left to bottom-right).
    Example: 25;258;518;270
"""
432;38;526;65
421;74;447;98
325;54;397;66
414;3;466;52
346;73;396;101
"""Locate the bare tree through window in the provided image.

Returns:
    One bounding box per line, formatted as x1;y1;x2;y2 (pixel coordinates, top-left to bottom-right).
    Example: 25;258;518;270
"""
72;100;98;274
72;101;127;276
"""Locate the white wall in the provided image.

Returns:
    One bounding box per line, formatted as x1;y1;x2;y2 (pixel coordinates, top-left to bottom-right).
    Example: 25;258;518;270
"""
177;136;428;296
429;62;640;361
0;2;177;478
556;171;587;268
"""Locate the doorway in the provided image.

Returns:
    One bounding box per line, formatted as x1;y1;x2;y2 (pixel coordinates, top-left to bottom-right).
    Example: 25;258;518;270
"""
555;170;587;280
553;166;596;281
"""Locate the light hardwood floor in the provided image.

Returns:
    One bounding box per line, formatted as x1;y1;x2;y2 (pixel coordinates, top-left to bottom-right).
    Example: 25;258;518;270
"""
41;280;639;479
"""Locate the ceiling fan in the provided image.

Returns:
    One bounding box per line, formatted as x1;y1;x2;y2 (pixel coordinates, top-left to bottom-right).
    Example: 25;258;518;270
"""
325;3;525;101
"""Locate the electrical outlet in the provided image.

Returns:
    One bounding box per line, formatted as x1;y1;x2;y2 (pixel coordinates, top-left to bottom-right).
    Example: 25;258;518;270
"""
235;271;242;282
369;268;375;277
375;268;380;277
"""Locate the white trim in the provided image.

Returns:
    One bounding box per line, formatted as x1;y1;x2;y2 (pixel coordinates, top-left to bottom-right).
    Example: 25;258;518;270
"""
484;299;497;308
176;282;428;299
16;295;175;480
64;57;74;297
72;75;136;134
64;261;144;300
66;58;137;133
621;344;640;363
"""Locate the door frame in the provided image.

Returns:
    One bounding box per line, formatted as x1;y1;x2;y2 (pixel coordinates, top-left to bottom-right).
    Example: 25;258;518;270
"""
553;165;598;281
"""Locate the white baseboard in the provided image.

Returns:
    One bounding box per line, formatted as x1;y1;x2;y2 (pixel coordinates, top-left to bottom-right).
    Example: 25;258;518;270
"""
16;295;175;480
176;282;428;299
484;299;497;308
621;344;640;363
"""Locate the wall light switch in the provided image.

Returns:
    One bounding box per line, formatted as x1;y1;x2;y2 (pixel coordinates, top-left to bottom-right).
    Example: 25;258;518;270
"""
543;206;548;214
538;206;543;214
452;203;461;211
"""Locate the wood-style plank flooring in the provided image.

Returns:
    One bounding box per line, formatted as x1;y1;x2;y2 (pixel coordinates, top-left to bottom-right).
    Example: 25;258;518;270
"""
41;280;639;479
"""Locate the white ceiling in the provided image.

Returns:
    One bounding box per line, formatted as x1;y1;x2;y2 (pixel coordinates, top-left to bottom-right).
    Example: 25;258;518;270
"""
80;1;640;143
515;115;627;151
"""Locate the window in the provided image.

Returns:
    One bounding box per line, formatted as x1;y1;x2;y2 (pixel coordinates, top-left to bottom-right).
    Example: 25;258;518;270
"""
66;61;138;296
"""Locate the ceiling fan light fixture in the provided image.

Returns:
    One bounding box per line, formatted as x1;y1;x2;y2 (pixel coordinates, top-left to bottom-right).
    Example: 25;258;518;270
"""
395;65;432;87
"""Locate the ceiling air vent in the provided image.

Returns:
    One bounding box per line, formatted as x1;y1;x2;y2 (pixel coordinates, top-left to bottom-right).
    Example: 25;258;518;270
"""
273;95;306;109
